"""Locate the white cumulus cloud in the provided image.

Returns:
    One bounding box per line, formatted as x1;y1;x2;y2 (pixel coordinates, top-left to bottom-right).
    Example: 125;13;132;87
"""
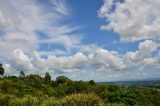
98;0;160;41
3;39;160;80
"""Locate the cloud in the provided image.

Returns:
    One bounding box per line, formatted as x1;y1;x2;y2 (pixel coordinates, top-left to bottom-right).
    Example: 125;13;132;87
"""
98;0;160;41
11;49;35;73
51;0;70;16
123;40;158;69
1;0;160;81
0;0;84;70
0;0;82;58
96;0;160;80
7;49;89;75
138;40;157;55
3;39;160;81
89;48;125;71
46;34;83;52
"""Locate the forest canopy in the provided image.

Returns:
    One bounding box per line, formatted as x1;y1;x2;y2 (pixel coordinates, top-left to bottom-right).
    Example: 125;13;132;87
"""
0;71;160;106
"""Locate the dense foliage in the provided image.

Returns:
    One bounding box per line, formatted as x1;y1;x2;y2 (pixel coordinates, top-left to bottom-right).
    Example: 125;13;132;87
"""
0;73;160;106
0;64;4;76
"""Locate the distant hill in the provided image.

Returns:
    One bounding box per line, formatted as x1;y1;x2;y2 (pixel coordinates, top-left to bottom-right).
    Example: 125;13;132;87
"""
97;79;160;88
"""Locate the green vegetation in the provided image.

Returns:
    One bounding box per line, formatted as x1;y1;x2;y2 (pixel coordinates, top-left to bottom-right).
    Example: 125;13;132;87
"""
0;72;160;106
0;64;4;76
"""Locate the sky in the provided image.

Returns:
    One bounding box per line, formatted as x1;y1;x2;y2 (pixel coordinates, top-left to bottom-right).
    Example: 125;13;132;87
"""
0;0;160;81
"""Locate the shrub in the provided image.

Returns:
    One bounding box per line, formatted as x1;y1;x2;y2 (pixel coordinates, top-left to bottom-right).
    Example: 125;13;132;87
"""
107;103;125;106
61;93;104;106
9;97;24;106
65;81;88;94
0;94;15;106
1;80;12;93
41;97;61;106
8;95;39;106
22;95;39;106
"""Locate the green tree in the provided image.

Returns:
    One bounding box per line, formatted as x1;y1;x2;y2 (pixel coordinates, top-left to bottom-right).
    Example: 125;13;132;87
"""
0;64;4;76
56;76;71;85
20;71;25;77
44;72;51;84
88;80;96;85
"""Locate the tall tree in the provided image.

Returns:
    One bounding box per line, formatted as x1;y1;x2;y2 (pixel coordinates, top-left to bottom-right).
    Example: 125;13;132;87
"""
20;71;25;77
44;72;51;84
0;64;4;76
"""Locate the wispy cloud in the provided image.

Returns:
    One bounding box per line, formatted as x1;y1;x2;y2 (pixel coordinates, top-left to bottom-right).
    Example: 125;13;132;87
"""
0;0;82;61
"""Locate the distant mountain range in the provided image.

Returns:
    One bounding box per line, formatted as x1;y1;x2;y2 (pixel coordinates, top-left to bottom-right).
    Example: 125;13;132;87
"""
97;77;160;83
97;78;160;88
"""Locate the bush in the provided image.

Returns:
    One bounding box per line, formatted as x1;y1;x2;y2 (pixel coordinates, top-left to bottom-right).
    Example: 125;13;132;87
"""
1;80;12;93
107;103;125;106
65;81;88;94
41;97;61;106
8;95;39;106
61;93;104;106
22;95;39;106
0;94;15;106
9;97;24;106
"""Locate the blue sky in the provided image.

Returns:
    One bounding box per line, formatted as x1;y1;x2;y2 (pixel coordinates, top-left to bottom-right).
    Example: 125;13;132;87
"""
62;0;138;52
0;0;160;81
